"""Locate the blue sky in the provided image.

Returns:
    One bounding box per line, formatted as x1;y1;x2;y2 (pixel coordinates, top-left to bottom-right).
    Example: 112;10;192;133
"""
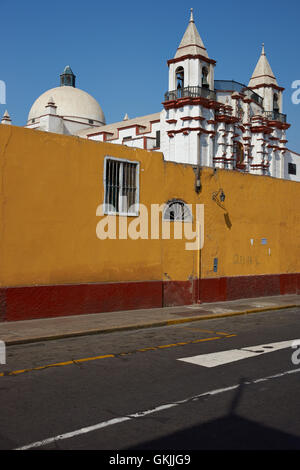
1;0;300;150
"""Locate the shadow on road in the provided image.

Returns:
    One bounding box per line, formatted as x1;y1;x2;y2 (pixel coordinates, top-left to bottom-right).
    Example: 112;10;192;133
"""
128;379;300;450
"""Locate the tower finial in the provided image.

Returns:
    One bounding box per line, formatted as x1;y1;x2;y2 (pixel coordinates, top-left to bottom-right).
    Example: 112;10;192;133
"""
189;8;194;23
174;6;209;60
248;42;278;89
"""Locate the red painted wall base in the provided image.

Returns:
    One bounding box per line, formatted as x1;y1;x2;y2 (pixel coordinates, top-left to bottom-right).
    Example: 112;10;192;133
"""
0;273;299;322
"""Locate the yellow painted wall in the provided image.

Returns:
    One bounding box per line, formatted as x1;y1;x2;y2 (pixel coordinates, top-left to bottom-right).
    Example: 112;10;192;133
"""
0;124;299;287
198;168;300;278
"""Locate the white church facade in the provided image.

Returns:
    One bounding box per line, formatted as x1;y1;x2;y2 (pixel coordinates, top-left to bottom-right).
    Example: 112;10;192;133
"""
2;9;299;182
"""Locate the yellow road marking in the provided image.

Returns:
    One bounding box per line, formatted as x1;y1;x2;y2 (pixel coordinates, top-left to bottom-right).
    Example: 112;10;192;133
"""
74;355;115;363
4;355;115;376
215;332;235;336
190;337;221;343
0;335;236;378
137;347;157;352
175;327;235;336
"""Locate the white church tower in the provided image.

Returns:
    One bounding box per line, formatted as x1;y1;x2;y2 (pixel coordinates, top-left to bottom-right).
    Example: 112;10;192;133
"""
248;44;284;114
248;44;290;178
160;9;217;166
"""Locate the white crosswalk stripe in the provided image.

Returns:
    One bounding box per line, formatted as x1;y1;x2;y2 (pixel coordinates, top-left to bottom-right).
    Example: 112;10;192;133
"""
178;339;297;368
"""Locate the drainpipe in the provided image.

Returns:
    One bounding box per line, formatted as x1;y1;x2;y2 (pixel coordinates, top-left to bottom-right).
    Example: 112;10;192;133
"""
195;132;202;303
196;218;202;304
195;132;201;193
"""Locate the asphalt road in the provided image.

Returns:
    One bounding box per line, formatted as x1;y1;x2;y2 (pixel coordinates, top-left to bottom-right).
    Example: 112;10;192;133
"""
1;307;300;450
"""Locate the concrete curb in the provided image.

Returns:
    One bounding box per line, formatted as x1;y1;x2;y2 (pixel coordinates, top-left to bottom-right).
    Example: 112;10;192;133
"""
4;303;298;346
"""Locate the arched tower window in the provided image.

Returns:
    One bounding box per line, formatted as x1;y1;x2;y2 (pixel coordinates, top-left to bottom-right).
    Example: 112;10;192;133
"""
202;67;209;88
176;67;184;90
163;199;193;222
273;93;279;114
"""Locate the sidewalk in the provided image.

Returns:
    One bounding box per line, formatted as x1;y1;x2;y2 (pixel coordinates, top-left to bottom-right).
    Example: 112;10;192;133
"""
0;294;299;346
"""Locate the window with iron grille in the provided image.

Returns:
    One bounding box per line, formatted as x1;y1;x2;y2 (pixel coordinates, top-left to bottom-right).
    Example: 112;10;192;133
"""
288;162;297;175
104;157;139;216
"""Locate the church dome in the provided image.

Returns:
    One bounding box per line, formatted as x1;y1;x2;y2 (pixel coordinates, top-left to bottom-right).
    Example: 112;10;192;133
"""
27;66;105;126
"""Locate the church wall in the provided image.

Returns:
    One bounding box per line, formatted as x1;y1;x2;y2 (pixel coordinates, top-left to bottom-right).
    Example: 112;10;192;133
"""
284;150;300;182
86;121;160;148
0;125;299;321
62;119;93;135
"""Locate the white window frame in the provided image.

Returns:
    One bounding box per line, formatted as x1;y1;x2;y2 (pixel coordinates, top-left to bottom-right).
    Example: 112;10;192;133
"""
103;156;140;216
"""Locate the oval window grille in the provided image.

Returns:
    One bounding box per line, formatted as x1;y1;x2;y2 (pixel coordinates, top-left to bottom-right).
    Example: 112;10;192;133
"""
163;200;193;222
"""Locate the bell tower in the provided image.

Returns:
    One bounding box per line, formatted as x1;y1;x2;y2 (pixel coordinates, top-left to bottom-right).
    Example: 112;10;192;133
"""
167;9;215;94
248;44;290;178
161;9;217;165
248;44;284;114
